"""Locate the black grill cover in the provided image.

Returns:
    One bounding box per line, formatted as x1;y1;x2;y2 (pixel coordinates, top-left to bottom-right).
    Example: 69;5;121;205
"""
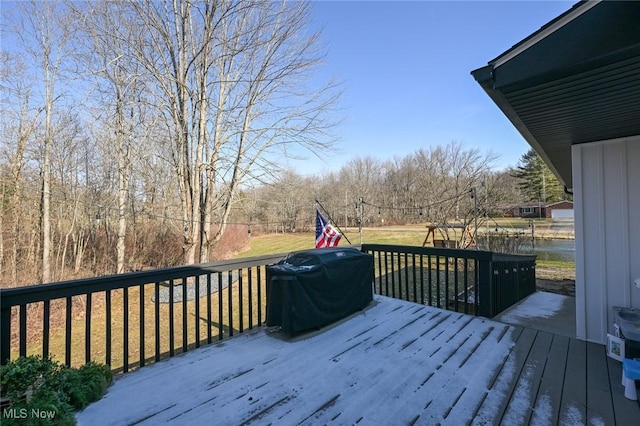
266;248;373;334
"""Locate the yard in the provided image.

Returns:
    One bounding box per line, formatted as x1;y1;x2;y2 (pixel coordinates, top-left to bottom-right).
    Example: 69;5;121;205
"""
237;223;576;291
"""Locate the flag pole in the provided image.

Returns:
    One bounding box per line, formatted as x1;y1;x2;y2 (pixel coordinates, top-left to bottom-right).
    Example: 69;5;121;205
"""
315;199;352;245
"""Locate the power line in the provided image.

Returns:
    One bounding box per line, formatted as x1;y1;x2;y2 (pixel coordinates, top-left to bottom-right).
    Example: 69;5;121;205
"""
361;192;469;214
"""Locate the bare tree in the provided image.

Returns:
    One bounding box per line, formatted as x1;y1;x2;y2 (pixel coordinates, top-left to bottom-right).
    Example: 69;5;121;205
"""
0;51;43;283
13;0;75;283
124;0;339;264
49;113;86;278
75;1;150;273
339;157;382;226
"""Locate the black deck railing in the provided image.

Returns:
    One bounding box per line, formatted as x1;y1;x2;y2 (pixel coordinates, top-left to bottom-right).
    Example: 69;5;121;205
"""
0;245;535;372
0;253;288;373
361;244;536;318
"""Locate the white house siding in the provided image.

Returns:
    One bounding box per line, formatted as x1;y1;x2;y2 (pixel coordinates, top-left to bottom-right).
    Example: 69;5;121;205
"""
573;137;640;344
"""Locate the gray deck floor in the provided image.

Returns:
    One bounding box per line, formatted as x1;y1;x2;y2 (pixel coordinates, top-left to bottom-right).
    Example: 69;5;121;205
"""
77;295;639;425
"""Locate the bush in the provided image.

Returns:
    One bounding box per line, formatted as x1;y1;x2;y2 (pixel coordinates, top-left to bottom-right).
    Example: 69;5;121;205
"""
479;232;533;254
0;356;112;425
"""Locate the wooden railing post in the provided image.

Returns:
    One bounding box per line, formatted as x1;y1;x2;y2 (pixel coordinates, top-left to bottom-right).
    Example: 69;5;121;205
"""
476;257;494;318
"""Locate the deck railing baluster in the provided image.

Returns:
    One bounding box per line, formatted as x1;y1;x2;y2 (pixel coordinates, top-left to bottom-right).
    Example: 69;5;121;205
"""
218;272;223;341
106;291;112;367
19;304;27;358
463;258;469;315
139;284;145;367
238;268;243;333
43;300;50;360
445;257;449;310
169;280;174;357
257;266;262;326
384;251;389;296
419;254;425;305
412;254;417;303
123;288;129;373
403;252;409;301
154;282;160;362
228;270;234;337
65;296;73;366
195;275;200;349
436;256;441;308
454;258;459;313
182;278;188;353
86;294;92;364
378;252;382;294
390;252;396;299
248;268;253;329
428;254;433;306
206;274;212;344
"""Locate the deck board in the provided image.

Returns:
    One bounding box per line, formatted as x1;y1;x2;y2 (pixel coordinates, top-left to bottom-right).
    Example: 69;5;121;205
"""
531;333;569;425
586;341;616;424
501;331;554;425
76;296;640;425
471;326;535;425
560;338;588;423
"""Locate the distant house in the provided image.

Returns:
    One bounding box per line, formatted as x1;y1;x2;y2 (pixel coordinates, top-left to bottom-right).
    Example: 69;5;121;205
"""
473;1;640;345
505;201;574;219
545;201;574;219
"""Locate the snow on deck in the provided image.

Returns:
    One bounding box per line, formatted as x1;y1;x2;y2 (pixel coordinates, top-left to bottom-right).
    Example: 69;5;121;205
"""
494;291;576;339
76;295;638;425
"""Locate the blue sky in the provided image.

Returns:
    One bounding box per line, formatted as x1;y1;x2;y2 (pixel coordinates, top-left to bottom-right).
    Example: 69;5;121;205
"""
287;0;574;175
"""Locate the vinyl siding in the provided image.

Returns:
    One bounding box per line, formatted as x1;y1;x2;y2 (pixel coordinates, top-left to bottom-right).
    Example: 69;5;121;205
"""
573;136;640;344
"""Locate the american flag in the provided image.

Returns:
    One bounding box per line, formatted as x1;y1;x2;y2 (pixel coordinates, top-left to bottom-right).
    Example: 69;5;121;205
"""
315;209;341;248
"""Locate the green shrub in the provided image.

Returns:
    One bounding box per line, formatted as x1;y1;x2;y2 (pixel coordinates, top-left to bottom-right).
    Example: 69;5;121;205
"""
60;362;113;410
1;356;112;425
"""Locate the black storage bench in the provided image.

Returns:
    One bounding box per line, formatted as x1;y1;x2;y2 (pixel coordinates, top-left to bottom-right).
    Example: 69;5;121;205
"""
266;248;373;335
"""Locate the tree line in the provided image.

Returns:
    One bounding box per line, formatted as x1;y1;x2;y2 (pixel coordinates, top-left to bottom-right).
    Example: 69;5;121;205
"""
1;0;340;285
0;1;566;287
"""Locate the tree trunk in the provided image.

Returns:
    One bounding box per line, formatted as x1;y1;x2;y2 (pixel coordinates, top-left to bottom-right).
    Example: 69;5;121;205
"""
116;93;128;274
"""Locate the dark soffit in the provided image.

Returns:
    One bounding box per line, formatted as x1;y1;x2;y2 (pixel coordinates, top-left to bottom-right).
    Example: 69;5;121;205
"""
472;1;640;189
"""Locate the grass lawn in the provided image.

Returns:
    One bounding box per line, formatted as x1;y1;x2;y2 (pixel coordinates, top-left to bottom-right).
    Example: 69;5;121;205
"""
236;228;428;258
237;226;574;276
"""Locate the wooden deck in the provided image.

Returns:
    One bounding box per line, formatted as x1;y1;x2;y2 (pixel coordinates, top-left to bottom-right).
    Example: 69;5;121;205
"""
77;296;639;425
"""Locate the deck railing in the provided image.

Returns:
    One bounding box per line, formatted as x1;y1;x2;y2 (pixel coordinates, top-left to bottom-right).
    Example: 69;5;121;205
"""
0;245;535;371
361;244;536;318
0;253;288;373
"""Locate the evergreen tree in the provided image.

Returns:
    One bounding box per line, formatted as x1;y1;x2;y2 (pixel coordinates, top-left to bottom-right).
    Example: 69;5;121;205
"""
512;149;568;203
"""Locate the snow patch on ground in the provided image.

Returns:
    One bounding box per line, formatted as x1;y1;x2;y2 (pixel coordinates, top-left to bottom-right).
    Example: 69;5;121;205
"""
499;291;565;321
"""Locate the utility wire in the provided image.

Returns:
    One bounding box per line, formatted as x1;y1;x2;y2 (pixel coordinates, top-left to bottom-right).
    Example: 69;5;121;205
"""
361;192;467;213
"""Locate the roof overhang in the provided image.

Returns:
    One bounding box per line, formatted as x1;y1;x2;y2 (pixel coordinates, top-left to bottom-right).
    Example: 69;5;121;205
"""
471;0;640;190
